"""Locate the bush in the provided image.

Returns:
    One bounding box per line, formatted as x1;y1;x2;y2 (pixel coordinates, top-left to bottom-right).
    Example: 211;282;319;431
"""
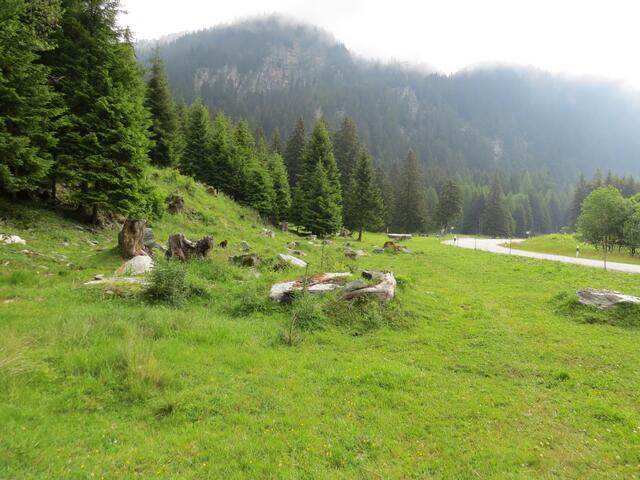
142;259;206;307
231;287;270;317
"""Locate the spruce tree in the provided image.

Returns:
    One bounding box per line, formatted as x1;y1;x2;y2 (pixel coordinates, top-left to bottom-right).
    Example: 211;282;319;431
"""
435;179;463;231
266;152;291;223
396;150;427;233
333;116;361;193
181;99;212;182
43;0;154;220
481;176;512;237
303;161;342;236
344;151;384;240
145;47;178;167
0;0;61;195
209;111;237;195
376;166;394;231
298;120;343;234
284;118;305;186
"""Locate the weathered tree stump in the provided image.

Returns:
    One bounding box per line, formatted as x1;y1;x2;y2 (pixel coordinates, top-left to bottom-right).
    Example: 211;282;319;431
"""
118;219;147;258
166;234;213;261
343;271;396;302
167;194;185;214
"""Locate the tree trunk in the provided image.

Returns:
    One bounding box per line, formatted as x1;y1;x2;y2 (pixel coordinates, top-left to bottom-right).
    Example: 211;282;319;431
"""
357;226;363;241
91;205;99;225
50;176;57;203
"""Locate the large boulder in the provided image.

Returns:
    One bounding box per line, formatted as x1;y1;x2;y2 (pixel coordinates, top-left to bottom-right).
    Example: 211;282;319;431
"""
115;255;154;275
577;288;640;309
118;219;147;258
343;271;397;303
166;234;213;261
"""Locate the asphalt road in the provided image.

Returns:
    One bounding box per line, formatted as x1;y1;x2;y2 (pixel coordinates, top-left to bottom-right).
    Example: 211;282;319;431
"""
443;238;640;274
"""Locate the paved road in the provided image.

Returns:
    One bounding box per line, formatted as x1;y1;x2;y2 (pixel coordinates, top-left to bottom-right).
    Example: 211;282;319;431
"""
443;238;640;274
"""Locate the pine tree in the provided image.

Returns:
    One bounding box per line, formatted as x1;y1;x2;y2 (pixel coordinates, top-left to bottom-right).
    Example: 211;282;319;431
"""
481;176;512;237
570;174;591;227
181;99;212;181
344;150;384;240
145;46;178;167
396;150;427;233
435;179;463;231
265;152;291;223
303;161;342;236
333;116;361;193
0;0;61;195
43;0;155;221
284;118;305;186
298;120;342;235
208;111;238;195
376;166;394;231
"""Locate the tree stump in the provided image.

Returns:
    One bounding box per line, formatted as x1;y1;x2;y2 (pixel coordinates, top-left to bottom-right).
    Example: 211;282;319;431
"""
166;234;213;261
167;194;185;214
118;219;147;258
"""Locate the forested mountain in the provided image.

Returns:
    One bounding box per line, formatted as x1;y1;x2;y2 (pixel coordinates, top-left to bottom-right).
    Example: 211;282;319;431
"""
137;16;640;182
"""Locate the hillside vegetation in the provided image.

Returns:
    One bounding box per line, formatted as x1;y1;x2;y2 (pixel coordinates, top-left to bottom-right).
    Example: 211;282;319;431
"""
2;171;640;478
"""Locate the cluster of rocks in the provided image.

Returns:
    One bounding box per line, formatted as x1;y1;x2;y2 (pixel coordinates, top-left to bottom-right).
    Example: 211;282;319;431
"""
270;270;396;303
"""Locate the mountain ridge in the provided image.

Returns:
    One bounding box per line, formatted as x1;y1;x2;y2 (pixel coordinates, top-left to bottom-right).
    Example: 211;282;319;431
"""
136;16;640;181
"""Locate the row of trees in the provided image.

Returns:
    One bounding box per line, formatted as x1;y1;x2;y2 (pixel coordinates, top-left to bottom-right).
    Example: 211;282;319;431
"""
578;186;640;256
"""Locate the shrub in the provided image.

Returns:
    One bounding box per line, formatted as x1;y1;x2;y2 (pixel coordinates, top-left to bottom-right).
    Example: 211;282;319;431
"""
142;259;206;307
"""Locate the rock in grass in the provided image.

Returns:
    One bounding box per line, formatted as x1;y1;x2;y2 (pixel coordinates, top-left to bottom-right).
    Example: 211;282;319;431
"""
345;247;369;260
0;234;26;245
343;271;396;302
115;255;154;276
261;228;276;238
577;288;640;310
277;253;307;268
230;254;261;267
270;272;351;302
239;240;251;251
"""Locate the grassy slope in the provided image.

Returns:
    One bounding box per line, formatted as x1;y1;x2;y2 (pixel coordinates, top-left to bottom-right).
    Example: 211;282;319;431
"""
1;171;640;479
515;233;640;266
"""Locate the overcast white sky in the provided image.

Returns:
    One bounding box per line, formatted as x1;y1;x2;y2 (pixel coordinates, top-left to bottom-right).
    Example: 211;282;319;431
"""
120;0;640;89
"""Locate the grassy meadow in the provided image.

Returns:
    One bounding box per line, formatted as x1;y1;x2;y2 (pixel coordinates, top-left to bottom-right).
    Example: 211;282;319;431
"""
2;171;640;479
515;233;640;266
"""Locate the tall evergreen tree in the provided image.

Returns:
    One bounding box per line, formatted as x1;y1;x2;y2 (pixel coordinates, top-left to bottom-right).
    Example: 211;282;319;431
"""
44;0;154;221
396;150;427;233
435;180;463;231
344;151;384;240
181;99;212;181
298;120;342;235
481;176;512;237
283;118;305;186
0;0;61;195
265;152;291;223
145;46;178;167
376;166;394;231
333;116;361;193
208;111;238;195
570;174;591;227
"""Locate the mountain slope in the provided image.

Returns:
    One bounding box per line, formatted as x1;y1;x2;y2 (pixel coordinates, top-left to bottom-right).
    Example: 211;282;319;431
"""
137;17;640;181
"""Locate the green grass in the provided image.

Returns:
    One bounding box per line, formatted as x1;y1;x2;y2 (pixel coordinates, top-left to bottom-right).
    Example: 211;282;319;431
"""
2;172;640;478
515;233;640;265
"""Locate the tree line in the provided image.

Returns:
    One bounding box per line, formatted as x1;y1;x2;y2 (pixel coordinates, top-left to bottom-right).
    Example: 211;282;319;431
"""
4;0;639;240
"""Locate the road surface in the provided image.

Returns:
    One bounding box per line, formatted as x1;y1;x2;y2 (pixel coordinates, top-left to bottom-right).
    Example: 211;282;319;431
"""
443;238;640;274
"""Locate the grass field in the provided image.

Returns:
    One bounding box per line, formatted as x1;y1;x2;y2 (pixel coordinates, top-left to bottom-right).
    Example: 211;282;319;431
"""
515;234;640;266
2;171;640;478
